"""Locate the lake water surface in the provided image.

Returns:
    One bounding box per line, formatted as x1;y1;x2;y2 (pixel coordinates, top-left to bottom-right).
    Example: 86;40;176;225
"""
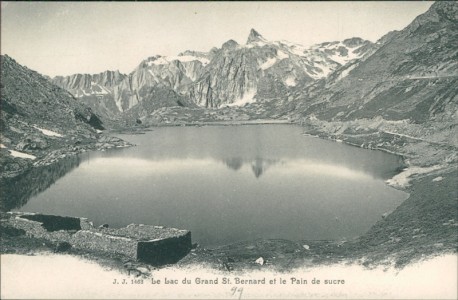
17;125;408;246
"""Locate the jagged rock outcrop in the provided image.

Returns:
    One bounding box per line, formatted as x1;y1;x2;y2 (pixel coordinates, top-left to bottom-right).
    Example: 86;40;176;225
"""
52;71;126;119
246;28;264;44
188;29;375;108
112;54;207;113
52;70;125;95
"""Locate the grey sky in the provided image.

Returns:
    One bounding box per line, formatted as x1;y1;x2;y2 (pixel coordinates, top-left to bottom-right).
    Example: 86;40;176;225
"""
1;1;433;77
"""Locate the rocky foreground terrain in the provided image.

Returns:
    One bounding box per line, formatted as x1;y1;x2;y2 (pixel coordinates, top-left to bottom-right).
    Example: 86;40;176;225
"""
1;1;457;273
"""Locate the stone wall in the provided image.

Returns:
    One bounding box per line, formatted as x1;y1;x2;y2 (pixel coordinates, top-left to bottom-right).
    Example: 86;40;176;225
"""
7;213;75;243
6;212;192;266
71;230;137;258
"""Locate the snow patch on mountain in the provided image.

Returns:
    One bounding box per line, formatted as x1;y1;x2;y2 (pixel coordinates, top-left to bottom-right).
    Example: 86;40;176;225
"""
312;40;372;66
9;150;36;160
276;50;290;60
260;57;278;70
284;76;297;87
90;82;110;95
245;40;269;49
226;89;257;107
336;63;358;81
147;55;210;66
306;63;334;79
276;40;308;57
33;126;63;137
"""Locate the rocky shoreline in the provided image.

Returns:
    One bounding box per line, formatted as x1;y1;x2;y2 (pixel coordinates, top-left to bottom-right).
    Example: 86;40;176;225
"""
0;134;133;180
1;120;457;274
294;119;457;266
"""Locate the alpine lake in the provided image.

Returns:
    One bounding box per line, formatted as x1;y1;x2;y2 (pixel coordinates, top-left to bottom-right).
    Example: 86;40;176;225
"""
14;124;408;247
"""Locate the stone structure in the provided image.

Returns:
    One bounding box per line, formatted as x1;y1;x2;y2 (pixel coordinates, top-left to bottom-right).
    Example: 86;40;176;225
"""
6;212;192;266
7;212;92;243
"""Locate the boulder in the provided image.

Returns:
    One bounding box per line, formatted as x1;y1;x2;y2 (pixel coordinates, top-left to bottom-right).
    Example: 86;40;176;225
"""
55;241;72;253
16;136;48;151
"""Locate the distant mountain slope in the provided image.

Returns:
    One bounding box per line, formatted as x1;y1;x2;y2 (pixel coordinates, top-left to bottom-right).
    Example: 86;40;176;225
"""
1;55;104;131
52;71;126;119
111;53;204;113
291;1;458;124
52;70;126;98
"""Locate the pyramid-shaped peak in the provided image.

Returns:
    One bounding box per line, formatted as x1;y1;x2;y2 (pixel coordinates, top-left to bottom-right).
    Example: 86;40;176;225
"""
247;28;266;44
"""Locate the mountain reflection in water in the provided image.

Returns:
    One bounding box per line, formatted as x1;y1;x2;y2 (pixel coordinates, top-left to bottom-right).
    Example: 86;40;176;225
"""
224;157;279;178
1;155;81;211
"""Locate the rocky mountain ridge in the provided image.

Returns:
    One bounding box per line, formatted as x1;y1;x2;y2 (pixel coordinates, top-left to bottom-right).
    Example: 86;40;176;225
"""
51;29;376;119
52;70;126;119
188;31;376;108
52;70;126;97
